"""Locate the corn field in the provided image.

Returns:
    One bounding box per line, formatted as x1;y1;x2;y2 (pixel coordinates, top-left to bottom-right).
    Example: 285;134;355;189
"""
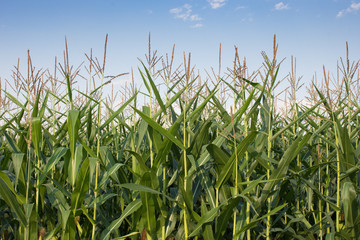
1;35;360;240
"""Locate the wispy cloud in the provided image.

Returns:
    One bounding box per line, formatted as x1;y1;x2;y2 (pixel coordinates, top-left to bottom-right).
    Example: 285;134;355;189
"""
170;4;203;28
235;6;246;11
241;14;254;22
170;4;202;21
191;23;203;28
274;2;289;10
337;2;360;18
208;0;226;9
190;14;202;21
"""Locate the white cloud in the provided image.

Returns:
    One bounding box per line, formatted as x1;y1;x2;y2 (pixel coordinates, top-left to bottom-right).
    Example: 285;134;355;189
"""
274;2;289;10
208;0;226;9
190;14;202;21
337;2;360;18
235;6;246;11
241;15;253;22
169;4;202;21
337;10;345;18
191;23;203;28
169;7;182;14
351;2;360;10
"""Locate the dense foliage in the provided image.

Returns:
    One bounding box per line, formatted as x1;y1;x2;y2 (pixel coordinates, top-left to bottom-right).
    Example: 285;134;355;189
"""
1;36;360;239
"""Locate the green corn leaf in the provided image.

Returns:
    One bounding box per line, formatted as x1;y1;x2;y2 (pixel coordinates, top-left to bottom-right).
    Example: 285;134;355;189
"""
139;67;151;93
342;182;358;237
133;108;185;150
75;89;100;105
241;175;265;196
258;133;311;206
148;125;163;154
62;212;77;240
211;94;231;124
189;205;220;237
189;120;212;159
66;74;73;109
23;203;34;223
201;202;215;240
111;232;140;240
100;199;142;240
338;124;356;177
153;121;181;168
104;103;132;131
99;146;122;184
4;131;21;153
140;186;156;234
69;145;84;187
4;91;28;111
0;170;25;204
167;74;185;94
67;110;80;158
88;193;117;208
31;116;42;158
44;183;71;212
325;233;335;240
270;100;323;141
240;77;267;93
234;203;288;238
335;230;352;240
12;153;25;189
135;118;149;152
296;174;340;211
86;104;94;141
38;147;68;186
215;131;257;190
125;150;150;173
100;92;137;130
192;90;256;173
79;138;97;158
44;222;61;240
98;163;124;189
141;63;166;113
185;89;217;123
88;157;98;184
120;183;175;202
206;144;229;170
39;91;49;118
215;197;241;240
71;158;90;215
0;172;27;226
152;75;197;120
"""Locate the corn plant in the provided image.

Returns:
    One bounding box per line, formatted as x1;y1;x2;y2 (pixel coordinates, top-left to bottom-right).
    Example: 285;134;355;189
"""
0;35;360;240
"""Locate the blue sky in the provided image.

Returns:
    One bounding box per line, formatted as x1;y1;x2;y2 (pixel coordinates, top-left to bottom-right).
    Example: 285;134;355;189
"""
1;0;360;99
